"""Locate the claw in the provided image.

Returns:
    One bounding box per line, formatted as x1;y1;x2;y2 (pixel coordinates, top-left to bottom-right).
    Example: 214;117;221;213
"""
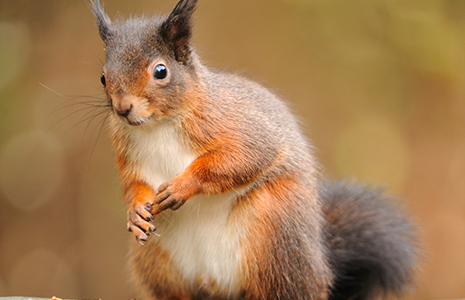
148;226;161;237
148;226;157;234
144;202;154;212
135;235;146;246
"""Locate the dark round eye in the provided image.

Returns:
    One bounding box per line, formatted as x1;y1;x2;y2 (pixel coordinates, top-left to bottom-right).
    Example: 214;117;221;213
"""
153;64;167;80
100;73;106;87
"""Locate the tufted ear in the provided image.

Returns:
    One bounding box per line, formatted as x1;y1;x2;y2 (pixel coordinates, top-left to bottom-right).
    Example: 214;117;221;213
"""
158;0;198;63
90;0;112;43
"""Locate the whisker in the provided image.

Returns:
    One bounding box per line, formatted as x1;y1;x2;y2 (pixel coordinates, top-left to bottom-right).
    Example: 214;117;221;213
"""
52;95;107;108
41;82;112;136
65;108;110;135
39;66;114;169
40;82;107;106
40;82;101;102
49;99;110;118
88;111;112;168
84;108;111;136
86;53;105;68
48;104;109;133
77;61;105;73
57;95;107;105
91;110;111;144
49;100;109;116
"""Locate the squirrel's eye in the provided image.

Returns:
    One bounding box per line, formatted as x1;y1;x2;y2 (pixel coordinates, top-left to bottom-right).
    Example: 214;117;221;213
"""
100;73;106;87
153;64;167;80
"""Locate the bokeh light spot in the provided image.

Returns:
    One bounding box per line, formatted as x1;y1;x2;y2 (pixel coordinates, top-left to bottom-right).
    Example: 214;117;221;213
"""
9;248;79;298
0;129;65;211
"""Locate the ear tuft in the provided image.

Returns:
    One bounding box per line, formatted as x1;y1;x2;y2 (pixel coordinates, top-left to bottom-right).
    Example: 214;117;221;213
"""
159;0;198;63
90;0;112;43
170;0;198;18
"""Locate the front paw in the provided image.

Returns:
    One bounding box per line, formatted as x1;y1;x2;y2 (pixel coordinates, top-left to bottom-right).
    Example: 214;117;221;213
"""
153;180;190;213
127;201;158;245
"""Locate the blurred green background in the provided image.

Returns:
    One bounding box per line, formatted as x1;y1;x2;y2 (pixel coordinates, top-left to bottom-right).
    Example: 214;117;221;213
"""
1;0;465;299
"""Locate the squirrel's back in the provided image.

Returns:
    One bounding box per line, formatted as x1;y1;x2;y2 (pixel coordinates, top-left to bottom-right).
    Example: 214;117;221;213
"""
197;68;315;167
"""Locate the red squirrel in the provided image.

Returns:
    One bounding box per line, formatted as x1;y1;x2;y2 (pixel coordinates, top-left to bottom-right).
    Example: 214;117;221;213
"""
90;1;420;299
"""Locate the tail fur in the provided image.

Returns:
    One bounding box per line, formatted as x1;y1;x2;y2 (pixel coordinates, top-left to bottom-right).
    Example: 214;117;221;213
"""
320;180;420;300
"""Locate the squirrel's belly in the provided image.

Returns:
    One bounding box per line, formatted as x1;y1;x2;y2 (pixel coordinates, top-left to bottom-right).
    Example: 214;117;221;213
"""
129;121;245;297
155;192;244;297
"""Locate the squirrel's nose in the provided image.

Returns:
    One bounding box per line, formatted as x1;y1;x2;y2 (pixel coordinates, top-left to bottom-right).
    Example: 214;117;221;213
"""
115;103;133;117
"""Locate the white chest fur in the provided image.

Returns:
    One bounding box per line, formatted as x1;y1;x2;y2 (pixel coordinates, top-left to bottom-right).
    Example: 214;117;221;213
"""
127;121;244;297
128;121;195;189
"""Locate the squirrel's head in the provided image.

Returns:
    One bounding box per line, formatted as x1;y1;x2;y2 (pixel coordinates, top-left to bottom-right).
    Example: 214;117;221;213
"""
91;0;199;127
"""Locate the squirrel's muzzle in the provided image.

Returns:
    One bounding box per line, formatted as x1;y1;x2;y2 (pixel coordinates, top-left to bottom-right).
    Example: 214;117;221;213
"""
112;94;151;126
115;101;133;118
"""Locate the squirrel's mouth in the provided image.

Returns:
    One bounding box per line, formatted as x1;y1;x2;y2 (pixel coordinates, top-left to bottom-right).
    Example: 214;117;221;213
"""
126;118;147;126
111;94;155;127
116;112;155;127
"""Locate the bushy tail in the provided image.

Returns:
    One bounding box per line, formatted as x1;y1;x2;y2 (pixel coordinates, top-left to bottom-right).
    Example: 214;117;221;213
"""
320;180;420;300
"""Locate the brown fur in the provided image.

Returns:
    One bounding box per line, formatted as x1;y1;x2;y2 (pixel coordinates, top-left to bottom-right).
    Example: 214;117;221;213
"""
129;239;189;300
90;1;420;299
238;175;332;300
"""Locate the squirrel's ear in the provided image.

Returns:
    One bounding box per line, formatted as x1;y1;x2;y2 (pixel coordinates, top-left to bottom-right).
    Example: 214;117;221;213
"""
90;0;112;43
159;0;198;63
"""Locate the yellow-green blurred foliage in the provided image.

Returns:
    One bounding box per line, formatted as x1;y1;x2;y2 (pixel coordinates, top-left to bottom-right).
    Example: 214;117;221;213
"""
1;0;464;299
